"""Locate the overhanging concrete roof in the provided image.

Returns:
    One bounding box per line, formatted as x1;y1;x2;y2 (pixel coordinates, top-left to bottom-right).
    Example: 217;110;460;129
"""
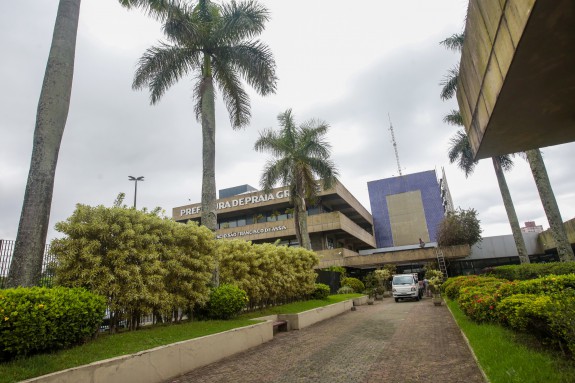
457;0;575;159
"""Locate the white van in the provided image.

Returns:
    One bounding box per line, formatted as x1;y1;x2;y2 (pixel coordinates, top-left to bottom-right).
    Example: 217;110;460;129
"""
391;274;420;302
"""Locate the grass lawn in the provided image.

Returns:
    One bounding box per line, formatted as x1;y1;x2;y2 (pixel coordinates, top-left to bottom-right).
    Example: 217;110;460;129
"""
0;294;361;383
447;299;575;383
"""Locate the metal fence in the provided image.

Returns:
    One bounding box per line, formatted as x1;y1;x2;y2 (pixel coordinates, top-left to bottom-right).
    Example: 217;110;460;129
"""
0;239;55;288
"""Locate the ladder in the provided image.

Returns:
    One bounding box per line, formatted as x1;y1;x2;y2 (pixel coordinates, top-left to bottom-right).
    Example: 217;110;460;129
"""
436;248;448;279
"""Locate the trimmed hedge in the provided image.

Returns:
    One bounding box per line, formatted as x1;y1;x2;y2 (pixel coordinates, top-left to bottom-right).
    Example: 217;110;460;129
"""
0;287;106;360
489;262;575;281
445;274;575;358
442;275;506;300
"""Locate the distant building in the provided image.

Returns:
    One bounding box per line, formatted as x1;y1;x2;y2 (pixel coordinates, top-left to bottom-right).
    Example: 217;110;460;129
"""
173;180;376;258
367;169;451;249
521;221;544;234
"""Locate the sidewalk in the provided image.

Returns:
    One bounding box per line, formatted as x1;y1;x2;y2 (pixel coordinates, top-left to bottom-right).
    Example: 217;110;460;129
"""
168;297;486;383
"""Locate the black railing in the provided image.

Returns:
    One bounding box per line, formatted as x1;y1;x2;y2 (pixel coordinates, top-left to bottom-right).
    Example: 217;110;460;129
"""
0;239;54;288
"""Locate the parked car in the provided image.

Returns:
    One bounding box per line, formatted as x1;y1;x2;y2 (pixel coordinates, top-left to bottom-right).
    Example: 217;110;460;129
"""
391;274;421;302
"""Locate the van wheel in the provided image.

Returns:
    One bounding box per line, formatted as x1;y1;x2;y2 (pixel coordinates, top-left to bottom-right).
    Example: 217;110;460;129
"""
394;298;399;302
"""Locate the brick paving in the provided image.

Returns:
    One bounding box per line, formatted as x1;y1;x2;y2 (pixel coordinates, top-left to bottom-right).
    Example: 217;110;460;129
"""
168;298;485;383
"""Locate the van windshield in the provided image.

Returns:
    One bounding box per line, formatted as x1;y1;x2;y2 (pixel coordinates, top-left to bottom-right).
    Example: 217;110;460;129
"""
392;275;414;285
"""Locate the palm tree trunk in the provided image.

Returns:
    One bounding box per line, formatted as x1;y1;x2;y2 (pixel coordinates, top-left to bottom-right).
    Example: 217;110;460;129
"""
7;0;81;288
525;149;575;262
199;58;219;286
200;75;217;232
492;157;530;264
294;183;312;250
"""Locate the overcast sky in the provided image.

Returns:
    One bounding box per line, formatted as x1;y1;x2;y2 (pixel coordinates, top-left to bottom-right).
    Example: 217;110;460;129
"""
1;0;574;243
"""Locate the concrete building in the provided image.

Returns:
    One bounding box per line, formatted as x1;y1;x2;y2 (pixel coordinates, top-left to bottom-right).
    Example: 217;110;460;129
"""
521;221;544;234
457;0;575;159
367;170;453;249
173;180;377;261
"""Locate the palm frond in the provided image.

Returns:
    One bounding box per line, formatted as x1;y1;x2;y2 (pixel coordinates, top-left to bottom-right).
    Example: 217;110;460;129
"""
448;130;477;178
213;59;251;129
219;0;270;42
133;43;202;104
119;0;183;21
443;110;463;126
260;157;291;193
215;42;277;96
162;2;202;46
440;66;459;101
498;155;515;172
440;33;465;52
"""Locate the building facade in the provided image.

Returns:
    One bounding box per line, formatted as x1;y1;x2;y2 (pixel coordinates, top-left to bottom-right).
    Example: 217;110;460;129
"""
367;169;452;249
173;180;376;258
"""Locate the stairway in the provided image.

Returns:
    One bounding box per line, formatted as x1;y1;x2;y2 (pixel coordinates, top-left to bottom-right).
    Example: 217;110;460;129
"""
436;248;448;279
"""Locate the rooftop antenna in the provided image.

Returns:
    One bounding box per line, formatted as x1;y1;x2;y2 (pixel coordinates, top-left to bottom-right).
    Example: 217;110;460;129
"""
388;113;402;176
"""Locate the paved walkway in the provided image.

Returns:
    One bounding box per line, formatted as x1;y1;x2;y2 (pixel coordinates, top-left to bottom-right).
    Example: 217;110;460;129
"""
168;297;485;383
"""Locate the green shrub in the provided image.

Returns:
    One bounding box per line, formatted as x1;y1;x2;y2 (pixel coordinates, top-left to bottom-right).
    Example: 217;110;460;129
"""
497;294;552;331
52;204;215;330
547;289;575;357
497;274;575;298
337;286;355;294
207;285;248;320
491;263;575;280
442;275;506;300
218;240;318;308
0;287;106;360
311;283;330;300
341;277;365;293
457;284;502;322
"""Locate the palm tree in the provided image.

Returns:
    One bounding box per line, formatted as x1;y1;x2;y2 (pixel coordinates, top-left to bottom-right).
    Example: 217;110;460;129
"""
254;109;339;250
447;129;530;264
133;0;277;233
441;34;530;264
525;149;574;261
8;0;176;288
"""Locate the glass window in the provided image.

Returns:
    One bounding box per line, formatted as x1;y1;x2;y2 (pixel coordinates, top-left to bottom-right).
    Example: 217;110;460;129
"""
237;218;246;227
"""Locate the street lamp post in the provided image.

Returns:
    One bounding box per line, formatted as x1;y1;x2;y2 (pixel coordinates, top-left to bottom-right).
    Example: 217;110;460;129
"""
128;176;144;208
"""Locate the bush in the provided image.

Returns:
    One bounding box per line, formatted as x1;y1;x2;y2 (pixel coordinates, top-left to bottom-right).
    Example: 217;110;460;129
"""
218;240;319;308
442;275;506;300
547;289;575;357
311;283;330;300
337;286;355;294
497;274;575;298
0;287;106;360
457;285;500;322
52;204;215;330
491;263;575;281
341;277;365;293
497;293;552;331
207;285;248;320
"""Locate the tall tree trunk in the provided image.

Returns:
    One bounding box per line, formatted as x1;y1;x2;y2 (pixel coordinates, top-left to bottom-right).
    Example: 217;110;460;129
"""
293;182;311;250
200;77;217;232
525;149;575;262
200;58;218;286
492;157;530;264
7;0;81;287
